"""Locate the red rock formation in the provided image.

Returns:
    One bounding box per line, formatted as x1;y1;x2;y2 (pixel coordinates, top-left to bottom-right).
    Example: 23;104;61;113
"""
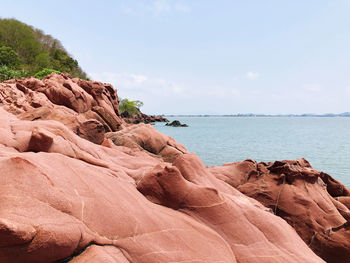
0;75;332;262
0;73;123;144
105;123;187;163
210;159;350;263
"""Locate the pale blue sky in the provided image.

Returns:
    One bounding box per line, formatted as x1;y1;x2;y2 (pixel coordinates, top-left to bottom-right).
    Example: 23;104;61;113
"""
2;0;350;114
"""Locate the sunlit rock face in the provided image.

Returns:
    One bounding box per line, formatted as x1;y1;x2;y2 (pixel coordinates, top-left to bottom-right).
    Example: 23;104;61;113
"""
209;159;350;263
0;75;344;262
0;73;123;144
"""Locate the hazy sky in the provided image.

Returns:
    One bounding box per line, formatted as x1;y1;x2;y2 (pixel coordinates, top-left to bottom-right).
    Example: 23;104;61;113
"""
2;0;350;114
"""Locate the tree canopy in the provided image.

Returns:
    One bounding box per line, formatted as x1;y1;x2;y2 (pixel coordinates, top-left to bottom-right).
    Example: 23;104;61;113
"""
119;99;144;116
0;18;87;81
0;46;21;67
34;68;61;79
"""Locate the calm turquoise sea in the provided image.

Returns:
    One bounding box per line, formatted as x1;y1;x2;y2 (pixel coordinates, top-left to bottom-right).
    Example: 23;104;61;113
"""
154;117;350;186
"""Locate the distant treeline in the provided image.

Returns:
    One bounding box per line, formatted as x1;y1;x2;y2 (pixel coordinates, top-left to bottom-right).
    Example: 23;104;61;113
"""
165;112;350;117
0;18;87;81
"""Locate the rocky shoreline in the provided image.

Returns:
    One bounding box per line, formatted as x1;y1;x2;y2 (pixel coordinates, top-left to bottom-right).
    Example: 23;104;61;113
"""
0;73;349;262
122;111;169;124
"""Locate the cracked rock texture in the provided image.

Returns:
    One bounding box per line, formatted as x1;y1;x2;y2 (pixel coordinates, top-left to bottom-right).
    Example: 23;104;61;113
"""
0;75;347;262
0;73;123;143
209;159;350;263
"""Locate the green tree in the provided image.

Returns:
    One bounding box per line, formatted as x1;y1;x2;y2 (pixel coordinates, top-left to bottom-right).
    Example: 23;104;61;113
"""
0;46;21;67
134;100;144;108
34;68;60;79
0;19;41;64
34;52;51;70
0;65;28;82
0;18;88;80
119;99;144;116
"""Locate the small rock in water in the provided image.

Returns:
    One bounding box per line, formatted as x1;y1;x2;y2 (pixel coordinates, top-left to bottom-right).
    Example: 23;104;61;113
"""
165;120;188;127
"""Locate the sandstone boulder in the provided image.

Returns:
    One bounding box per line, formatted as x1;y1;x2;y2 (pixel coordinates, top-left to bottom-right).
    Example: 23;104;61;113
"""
211;159;350;263
0;73;123;144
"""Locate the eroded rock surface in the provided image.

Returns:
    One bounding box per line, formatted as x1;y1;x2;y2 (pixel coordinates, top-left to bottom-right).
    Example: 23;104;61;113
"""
210;159;350;263
106;123;187;163
0;73;123;144
0;75;340;262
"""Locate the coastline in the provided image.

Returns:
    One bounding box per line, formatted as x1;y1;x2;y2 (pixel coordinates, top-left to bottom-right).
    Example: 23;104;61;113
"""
163;113;350;117
154;116;350;187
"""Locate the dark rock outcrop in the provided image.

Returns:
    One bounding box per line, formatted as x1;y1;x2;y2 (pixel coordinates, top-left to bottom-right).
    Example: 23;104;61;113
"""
122;110;168;124
165;120;188;127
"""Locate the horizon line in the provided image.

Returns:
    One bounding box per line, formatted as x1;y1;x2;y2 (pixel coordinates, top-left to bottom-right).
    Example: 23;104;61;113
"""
156;112;350;117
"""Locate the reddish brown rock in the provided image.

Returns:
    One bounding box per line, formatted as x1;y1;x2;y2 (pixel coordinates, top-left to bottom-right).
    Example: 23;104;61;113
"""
0;108;233;263
212;159;350;263
69;245;130;262
77;119;105;145
0;75;330;262
27;127;54;152
338;196;350;210
106;123;187;163
0;105;326;262
0;73;123;144
137;154;324;263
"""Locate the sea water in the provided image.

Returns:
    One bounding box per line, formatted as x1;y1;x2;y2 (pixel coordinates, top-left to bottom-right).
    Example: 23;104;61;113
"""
154;117;350;187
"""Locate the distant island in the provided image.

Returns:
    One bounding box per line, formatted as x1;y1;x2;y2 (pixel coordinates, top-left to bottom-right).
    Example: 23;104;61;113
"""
164;112;350;117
